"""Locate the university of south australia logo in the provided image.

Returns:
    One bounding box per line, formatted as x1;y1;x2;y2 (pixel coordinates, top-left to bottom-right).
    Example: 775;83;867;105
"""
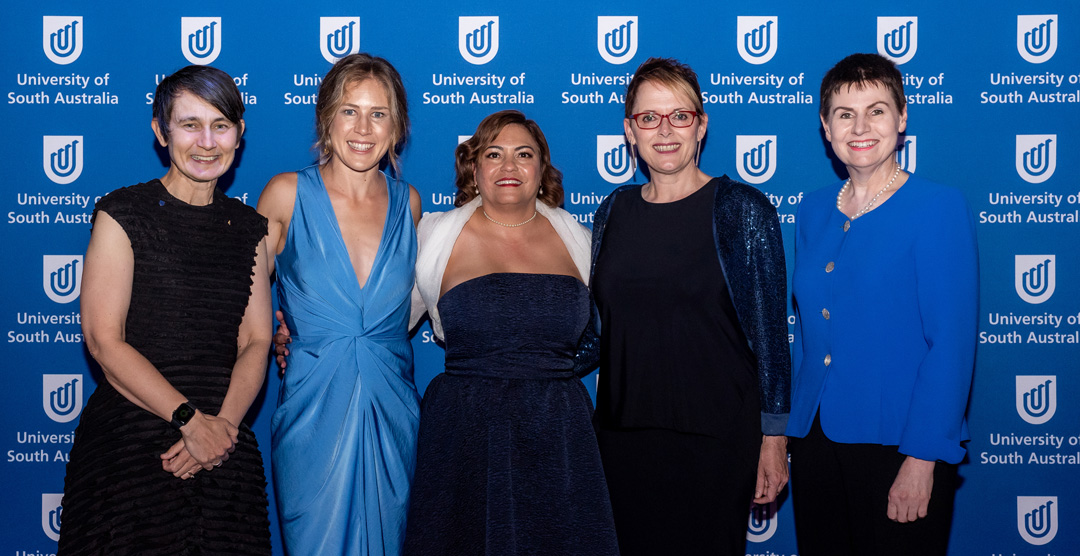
1015;255;1055;305
597;17;638;65
877;17;918;65
320;17;360;63
745;501;778;542
896;135;916;173
1017;496;1058;545
181;17;222;65
1015;134;1056;183
596;135;634;184
43;374;84;424
736;135;777;185
43;135;83;185
43;255;83;304
459;16;499;65
42;493;64;541
43;16;83;65
1016;375;1057;425
736;17;778;65
1017;15;1057;64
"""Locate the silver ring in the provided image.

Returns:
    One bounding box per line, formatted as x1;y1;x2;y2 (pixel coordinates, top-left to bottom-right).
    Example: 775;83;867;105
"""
214;461;222;467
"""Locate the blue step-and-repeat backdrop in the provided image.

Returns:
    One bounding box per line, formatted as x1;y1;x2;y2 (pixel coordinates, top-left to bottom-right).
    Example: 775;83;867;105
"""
3;1;1078;555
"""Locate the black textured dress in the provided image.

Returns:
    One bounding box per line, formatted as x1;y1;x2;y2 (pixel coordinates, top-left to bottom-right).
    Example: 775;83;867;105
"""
404;273;619;556
59;180;270;556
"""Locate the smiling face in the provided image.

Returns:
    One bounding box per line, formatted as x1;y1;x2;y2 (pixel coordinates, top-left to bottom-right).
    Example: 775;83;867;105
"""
326;79;394;174
151;90;243;188
474;123;542;208
821;81;908;174
624;80;707;179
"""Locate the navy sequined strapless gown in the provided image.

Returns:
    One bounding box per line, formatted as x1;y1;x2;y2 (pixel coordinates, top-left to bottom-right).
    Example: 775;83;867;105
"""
404;273;619;556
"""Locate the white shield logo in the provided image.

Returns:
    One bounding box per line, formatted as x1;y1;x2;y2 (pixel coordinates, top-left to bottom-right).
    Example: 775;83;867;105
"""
1015;134;1056;183
43;374;84;424
897;135;916;173
877;17;918;65
42;493;64;541
320;17;360;63
42;16;83;65
1017;15;1057;64
736;135;777;185
597;16;638;65
596;135;634;184
1016;375;1057;425
1015;255;1055;305
44;255;83;304
1017;496;1058;545
746;501;778;543
736;17;778;65
458;135;472;145
459;16;499;65
43;135;84;185
181;17;222;65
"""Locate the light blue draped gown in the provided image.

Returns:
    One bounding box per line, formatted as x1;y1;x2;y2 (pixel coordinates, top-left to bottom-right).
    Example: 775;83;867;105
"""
271;165;421;556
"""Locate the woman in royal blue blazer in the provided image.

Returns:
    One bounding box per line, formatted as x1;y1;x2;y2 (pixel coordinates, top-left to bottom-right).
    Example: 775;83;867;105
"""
785;53;978;556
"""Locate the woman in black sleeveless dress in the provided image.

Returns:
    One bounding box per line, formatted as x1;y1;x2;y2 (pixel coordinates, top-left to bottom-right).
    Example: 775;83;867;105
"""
59;66;272;555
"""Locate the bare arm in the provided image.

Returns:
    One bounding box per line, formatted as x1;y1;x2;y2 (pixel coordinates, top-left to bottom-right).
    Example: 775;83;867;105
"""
255;172;298;276
409;184;422;227
82;212;237;472
217;237;272;426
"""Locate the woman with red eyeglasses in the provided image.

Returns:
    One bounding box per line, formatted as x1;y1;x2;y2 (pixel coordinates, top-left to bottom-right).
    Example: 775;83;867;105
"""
590;57;791;555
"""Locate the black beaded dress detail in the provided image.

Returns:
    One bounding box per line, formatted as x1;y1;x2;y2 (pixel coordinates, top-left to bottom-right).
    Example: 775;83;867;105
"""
58;180;271;556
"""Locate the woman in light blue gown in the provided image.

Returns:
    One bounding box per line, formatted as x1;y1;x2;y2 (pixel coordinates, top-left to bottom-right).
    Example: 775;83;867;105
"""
257;53;422;555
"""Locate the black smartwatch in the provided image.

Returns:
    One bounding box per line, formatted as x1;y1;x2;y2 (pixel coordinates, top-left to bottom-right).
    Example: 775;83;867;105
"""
171;402;198;429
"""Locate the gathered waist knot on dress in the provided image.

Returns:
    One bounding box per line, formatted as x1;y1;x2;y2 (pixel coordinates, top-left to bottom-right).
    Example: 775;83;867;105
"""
293;330;409;343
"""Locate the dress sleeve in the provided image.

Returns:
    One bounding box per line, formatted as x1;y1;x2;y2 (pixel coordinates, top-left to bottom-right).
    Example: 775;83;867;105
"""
898;188;978;463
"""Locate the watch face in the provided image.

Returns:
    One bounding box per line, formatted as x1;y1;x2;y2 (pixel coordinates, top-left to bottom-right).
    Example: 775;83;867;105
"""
175;404;195;423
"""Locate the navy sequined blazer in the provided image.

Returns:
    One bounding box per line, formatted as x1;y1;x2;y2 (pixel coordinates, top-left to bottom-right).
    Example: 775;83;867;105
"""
589;176;791;435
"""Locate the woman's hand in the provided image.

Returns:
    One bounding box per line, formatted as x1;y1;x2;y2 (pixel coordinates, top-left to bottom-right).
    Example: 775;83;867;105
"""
273;310;292;373
887;456;935;522
754;435;789;504
161;439;203;480
176;410;237;470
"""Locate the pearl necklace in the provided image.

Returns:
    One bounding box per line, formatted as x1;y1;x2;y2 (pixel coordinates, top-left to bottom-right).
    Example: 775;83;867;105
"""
836;164;901;220
483;208;538;227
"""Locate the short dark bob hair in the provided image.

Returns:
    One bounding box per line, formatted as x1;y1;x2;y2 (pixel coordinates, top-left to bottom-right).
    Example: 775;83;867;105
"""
152;65;244;135
819;53;906;118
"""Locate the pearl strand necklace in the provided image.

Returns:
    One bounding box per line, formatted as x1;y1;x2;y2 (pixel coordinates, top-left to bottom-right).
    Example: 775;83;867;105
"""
483;208;538;227
836;164;901;220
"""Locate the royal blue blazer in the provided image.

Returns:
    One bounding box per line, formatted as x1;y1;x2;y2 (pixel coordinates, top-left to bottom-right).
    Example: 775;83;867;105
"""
785;174;978;464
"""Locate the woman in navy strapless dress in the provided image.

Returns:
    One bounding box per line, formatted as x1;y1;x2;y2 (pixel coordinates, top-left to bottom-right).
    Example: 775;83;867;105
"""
405;111;618;556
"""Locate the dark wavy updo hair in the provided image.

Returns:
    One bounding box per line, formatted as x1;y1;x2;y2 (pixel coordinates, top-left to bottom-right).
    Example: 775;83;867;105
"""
453;110;563;208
